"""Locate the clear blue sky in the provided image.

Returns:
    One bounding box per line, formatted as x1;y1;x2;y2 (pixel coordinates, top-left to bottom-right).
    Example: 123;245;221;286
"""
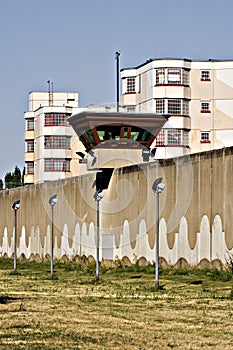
0;0;233;180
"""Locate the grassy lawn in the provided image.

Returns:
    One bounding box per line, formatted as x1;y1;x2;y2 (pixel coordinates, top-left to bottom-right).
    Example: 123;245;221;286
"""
0;258;232;349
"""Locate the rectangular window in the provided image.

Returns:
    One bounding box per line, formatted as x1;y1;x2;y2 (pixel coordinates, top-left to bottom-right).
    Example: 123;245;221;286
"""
201;70;210;81
200;101;211;113
44;136;71;149
200;132;210;143
182;100;189;116
156;69;165;85
126;77;136;93
156;99;165;114
44;113;68;126
156;99;189;115
26;140;34;152
167;68;181;84
156;129;165;145
155;68;189;86
168;99;181;115
126;105;136;112
183;130;189;147
156;129;189;147
182;69;189;86
26;162;34;174
44;158;70;172
27;118;34;131
167;129;181;145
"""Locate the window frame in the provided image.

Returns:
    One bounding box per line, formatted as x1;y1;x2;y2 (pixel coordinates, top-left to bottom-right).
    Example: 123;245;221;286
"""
168;99;181;115
200;131;210;143
201;70;211;81
26;162;34;174
156;99;165;114
26;140;34;152
167;68;181;85
156;68;165;85
44;135;71;149
44;158;71;172
155;128;189;147
156;129;165;145
155;68;190;86
155;98;189;116
200;101;211;113
26;118;34;131
44;113;68;126
126;77;136;93
125;105;136;112
182;69;189;86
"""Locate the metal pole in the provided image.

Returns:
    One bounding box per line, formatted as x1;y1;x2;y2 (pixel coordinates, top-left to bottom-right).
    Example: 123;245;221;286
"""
116;51;120;112
51;205;54;276
96;200;100;281
13;210;17;273
155;191;159;289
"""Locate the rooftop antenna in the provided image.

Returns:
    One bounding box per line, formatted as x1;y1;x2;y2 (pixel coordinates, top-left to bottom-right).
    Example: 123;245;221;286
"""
47;80;54;106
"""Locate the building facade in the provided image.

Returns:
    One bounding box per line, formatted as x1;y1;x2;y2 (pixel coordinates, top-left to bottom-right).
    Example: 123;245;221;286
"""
24;91;85;184
121;58;233;158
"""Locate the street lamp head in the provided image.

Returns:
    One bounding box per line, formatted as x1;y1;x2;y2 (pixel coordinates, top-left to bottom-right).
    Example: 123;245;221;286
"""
152;177;165;194
94;190;104;202
115;50;120;58
12;200;20;211
49;194;57;207
157;182;165;193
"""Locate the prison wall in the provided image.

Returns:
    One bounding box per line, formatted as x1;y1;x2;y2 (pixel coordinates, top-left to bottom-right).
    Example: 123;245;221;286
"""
0;147;233;266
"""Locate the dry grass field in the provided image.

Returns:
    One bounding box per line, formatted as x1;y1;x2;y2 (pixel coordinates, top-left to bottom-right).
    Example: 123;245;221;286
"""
0;258;232;350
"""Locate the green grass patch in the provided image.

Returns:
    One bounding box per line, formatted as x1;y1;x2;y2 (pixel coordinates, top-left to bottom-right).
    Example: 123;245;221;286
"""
0;257;232;349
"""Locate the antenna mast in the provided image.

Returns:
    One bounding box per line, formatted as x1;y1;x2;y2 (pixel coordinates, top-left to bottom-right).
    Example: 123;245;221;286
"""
47;80;54;106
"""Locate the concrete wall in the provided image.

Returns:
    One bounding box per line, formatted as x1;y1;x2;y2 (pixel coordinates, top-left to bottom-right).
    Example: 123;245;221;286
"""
1;147;233;266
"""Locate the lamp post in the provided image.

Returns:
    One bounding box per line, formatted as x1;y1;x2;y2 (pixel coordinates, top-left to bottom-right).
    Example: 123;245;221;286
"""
49;194;57;276
115;51;120;112
152;178;165;290
94;189;104;281
12;200;20;273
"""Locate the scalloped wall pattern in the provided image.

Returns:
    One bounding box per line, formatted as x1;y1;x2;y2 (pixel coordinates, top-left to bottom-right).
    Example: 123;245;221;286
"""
0;147;233;266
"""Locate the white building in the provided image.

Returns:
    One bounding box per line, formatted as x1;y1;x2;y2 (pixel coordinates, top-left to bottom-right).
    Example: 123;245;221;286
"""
24;91;85;184
24;59;233;184
121;58;233;158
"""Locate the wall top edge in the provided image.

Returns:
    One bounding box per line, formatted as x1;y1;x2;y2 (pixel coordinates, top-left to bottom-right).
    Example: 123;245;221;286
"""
1;147;233;194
